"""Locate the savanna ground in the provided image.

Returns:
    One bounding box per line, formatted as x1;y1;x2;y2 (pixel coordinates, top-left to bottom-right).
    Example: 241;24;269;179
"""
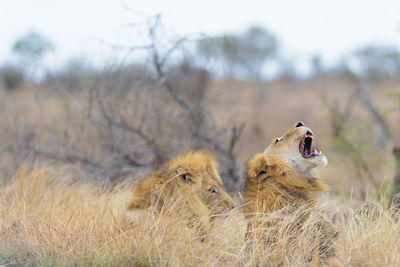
0;76;400;266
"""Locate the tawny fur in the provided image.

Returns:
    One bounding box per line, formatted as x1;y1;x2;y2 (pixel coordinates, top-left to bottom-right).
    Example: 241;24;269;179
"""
244;153;336;262
127;151;234;230
244;154;327;216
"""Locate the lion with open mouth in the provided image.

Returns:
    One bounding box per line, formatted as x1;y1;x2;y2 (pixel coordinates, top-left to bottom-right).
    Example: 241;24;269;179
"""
244;121;328;216
263;121;328;177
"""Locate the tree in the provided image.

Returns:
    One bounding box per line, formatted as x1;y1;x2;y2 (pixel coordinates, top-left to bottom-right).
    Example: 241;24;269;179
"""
12;31;54;80
351;45;400;80
197;34;242;78
239;26;279;79
0;63;25;90
310;54;324;76
197;25;279;80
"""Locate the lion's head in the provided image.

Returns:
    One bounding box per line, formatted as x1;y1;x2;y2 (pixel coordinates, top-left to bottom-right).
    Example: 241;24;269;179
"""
127;151;234;218
168;152;235;217
263;121;327;176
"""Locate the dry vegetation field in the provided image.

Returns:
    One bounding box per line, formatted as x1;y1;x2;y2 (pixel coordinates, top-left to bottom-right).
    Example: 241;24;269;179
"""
0;77;400;266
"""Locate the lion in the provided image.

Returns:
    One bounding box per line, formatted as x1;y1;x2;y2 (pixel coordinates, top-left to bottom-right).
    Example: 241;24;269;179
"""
244;153;327;216
244;121;328;214
127;151;235;232
263;121;328;176
243;121;336;262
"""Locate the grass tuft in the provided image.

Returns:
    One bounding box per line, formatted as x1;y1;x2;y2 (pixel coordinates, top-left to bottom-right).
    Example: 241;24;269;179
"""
0;165;399;266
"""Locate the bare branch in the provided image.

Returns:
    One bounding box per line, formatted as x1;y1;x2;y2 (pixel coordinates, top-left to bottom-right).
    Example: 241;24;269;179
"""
93;86;164;165
359;84;392;149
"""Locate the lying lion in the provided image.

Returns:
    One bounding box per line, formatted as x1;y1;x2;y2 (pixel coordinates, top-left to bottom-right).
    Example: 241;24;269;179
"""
127;151;235;232
244;121;336;261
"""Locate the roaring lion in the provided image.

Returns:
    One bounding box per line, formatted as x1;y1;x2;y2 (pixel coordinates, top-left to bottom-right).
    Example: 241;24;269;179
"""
244;121;335;261
263;121;328;177
244;121;328;213
127;151;235;231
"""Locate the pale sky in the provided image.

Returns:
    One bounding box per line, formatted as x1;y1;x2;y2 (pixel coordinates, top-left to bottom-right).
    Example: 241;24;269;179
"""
1;0;400;70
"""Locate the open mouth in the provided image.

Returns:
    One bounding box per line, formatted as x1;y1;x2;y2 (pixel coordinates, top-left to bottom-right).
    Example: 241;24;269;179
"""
299;130;322;158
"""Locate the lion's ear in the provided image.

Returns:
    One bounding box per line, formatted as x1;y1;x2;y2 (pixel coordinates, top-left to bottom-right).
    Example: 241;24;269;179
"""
176;166;186;176
176;166;193;183
248;170;268;184
248;167;268;184
247;154;268;183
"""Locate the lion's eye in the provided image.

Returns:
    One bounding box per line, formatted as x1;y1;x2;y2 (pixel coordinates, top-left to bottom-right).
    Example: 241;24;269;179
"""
210;188;217;194
182;174;192;183
258;170;267;176
275;138;281;144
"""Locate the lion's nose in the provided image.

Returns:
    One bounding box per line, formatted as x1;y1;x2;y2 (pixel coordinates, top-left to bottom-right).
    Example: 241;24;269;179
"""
295;121;305;128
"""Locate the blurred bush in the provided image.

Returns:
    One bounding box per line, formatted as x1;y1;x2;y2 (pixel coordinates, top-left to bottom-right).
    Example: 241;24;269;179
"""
327;45;400;81
44;59;154;93
44;58;95;91
0;64;25;90
197;25;279;80
352;45;400;80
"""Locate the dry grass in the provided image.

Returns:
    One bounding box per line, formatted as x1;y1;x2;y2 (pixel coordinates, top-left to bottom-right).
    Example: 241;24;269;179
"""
0;165;399;266
0;77;399;265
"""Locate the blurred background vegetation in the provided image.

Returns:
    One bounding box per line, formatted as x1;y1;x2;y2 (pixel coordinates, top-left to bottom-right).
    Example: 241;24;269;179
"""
1;14;400;200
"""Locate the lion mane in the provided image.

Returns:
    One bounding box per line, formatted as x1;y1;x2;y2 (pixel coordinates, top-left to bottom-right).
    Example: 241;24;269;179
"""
127;151;234;231
244;153;327;216
243;153;336;262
